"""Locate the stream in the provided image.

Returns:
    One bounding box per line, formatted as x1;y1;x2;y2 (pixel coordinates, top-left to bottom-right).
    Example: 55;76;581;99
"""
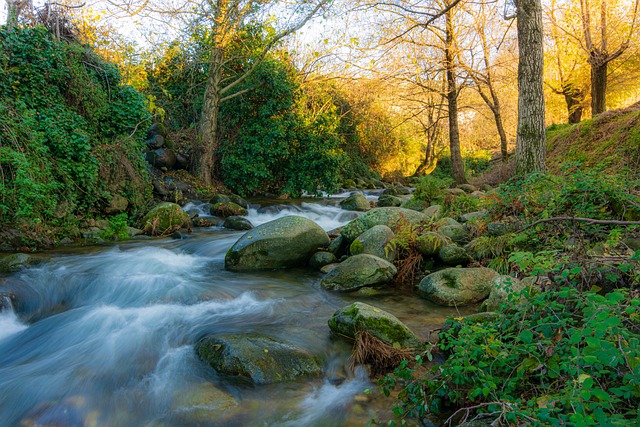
0;196;468;426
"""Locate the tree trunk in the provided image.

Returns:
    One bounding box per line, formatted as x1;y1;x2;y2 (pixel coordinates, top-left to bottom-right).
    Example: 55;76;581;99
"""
590;58;607;116
194;47;224;186
514;0;546;176
445;5;467;184
414;138;437;176
563;84;584;124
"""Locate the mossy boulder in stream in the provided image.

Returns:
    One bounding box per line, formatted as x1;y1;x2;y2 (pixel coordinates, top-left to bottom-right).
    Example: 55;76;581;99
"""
196;333;322;385
415;232;447;257
328;302;422;349
417;267;499;306
340;192;370;211
340;207;428;241
211;202;248;218
0;253;31;273
141;202;192;236
349;225;396;261
225;216;330;271
320;254;397;292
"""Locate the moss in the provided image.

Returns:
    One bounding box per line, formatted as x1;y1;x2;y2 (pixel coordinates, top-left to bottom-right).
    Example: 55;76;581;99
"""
350;239;364;255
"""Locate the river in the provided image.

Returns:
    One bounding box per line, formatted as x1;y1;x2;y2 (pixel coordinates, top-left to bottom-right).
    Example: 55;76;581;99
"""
0;197;467;426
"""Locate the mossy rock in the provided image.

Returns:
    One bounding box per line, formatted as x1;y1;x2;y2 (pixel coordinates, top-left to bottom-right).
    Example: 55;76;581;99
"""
211;202;248;218
309;251;337;269
377;195;402;207
328;302;422;349
438;244;471;266
457;184;477;193
223;216;253;231
196;333;322;385
417;267;499;306
210;193;249;208
415;232;447;257
458;210;487;223
423;204;442;220
169;382;240;424
342;179;356;189
438;224;470;245
0;253;31;274
225;216;330;272
147;122;168;139
487;220;521;236
349;225;396;262
141;202;192;236
340;207;428;241
340;193;370;211
327;235;349;257
320;254;397;292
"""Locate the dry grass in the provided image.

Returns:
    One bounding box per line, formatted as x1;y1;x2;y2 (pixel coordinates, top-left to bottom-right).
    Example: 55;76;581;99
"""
350;331;413;376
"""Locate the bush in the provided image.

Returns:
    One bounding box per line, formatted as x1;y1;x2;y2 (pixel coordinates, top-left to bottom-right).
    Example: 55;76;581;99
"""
381;286;640;426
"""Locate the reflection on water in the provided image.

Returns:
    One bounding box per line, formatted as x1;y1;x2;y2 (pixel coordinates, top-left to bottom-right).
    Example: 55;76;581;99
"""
0;200;467;426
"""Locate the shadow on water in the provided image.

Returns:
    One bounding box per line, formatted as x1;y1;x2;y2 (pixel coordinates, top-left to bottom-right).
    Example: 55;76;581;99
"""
0;199;468;426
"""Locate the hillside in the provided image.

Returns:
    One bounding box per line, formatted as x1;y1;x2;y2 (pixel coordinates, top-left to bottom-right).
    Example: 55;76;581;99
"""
546;101;640;173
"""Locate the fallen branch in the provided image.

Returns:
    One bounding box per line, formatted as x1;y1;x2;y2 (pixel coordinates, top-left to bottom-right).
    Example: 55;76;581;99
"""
518;216;640;232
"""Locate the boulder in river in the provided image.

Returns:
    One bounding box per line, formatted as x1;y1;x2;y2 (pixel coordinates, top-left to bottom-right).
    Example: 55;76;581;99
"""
349;224;396;262
415;232;447;257
320;254;396;292
417;267;499;306
223;216;253;231
141;202;192;236
211;202;248;218
340;207;428;241
328;302;422;349
340;193;370;211
196;333;322;385
0;253;31;274
309;251;337;269
438;244;472;266
225;216;330;271
377;195;402;207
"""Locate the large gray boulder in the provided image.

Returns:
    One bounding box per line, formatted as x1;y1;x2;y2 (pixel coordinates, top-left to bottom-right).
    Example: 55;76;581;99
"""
340;207;428;241
438;244;472;266
320;254;397;292
349;225;396;262
145;148;177;169
225;216;330;271
417;267;499;306
438;224;470;245
415;232;448;257
340;193;370;211
423;204;442;221
0;253;31;274
377;195;402;207
196;334;322;385
328;302;422;349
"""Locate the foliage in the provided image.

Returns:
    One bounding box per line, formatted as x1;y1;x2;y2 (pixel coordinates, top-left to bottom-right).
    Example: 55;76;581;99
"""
0;26;151;232
98;213;129;240
412;175;453;205
381;286;640;425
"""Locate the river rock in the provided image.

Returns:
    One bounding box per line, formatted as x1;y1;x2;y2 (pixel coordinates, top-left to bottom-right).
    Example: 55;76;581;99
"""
210;193;249;208
417;267;500;306
487;220;521;236
377;195;402;207
211;202;248;218
320;254;396;292
340;207;428;241
146;148;177;169
309;251;337;269
327;235;349;257
423;204;442;220
195;334;322;385
141;202;192;236
349;225;396;262
225;216;330;272
146;134;165;149
328;302;422;349
480;275;525;312
415;232;447;257
340;193;370;211
438;244;471;266
223;216;253;230
0;253;31;273
147;122;168;139
169;382;239;424
438;224;470;245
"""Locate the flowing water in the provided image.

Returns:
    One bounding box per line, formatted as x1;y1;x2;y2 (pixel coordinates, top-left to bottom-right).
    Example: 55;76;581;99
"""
0;198;468;427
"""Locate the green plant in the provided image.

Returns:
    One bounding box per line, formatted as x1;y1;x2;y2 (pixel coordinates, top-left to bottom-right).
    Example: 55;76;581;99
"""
380;287;640;426
99;213;130;240
413;175;453;205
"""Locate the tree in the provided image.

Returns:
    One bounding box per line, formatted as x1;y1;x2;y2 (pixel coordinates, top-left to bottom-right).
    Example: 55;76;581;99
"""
579;0;639;116
514;0;546;175
193;1;329;186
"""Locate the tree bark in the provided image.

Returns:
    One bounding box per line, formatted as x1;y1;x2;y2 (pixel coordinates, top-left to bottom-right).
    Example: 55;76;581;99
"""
514;0;546;176
414;138;437;176
590;57;607;116
445;4;467;184
194;47;224;186
563;84;585;124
